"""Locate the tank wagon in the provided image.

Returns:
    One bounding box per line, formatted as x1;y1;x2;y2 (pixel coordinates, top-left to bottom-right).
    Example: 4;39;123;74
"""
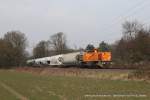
27;49;111;68
62;52;81;66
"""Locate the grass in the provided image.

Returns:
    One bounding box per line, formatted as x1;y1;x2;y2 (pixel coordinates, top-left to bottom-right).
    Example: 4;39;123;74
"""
0;83;18;100
0;70;150;100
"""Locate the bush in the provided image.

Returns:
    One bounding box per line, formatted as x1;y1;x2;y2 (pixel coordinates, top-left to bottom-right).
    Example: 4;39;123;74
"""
129;62;150;79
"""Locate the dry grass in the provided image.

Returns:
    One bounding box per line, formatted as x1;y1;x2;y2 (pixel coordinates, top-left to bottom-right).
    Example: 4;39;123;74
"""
16;67;132;80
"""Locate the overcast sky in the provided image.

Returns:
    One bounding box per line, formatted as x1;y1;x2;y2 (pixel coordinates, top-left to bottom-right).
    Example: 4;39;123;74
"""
0;0;150;51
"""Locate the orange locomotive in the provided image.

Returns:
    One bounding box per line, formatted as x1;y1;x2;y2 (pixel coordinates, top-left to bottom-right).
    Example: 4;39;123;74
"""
81;49;111;67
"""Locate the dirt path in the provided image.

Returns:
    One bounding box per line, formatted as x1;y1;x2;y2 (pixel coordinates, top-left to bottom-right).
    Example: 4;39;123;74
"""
0;81;28;100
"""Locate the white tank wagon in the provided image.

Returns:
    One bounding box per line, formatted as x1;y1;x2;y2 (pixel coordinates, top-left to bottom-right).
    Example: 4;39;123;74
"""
61;52;81;66
28;57;48;66
38;58;48;65
26;52;82;66
35;58;44;65
27;59;35;65
46;55;63;66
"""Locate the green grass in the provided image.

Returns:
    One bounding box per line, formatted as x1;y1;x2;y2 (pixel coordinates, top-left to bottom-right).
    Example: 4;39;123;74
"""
0;70;150;100
0;84;19;100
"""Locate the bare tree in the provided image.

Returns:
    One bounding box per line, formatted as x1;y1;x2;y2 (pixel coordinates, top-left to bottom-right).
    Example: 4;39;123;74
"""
4;31;27;50
33;40;49;58
114;21;150;66
0;39;14;67
122;21;143;40
50;32;68;54
3;31;28;66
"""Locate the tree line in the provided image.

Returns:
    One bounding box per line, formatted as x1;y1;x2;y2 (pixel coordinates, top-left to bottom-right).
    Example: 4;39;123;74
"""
0;30;109;68
0;32;73;68
0;20;150;68
112;21;150;68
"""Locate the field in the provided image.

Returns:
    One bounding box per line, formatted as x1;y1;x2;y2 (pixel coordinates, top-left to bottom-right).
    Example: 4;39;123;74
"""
0;68;150;100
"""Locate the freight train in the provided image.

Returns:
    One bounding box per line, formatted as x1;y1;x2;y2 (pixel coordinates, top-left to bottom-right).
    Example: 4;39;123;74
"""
27;49;111;68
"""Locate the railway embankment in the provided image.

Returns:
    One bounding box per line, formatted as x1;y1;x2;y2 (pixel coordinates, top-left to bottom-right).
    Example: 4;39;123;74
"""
15;67;133;80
